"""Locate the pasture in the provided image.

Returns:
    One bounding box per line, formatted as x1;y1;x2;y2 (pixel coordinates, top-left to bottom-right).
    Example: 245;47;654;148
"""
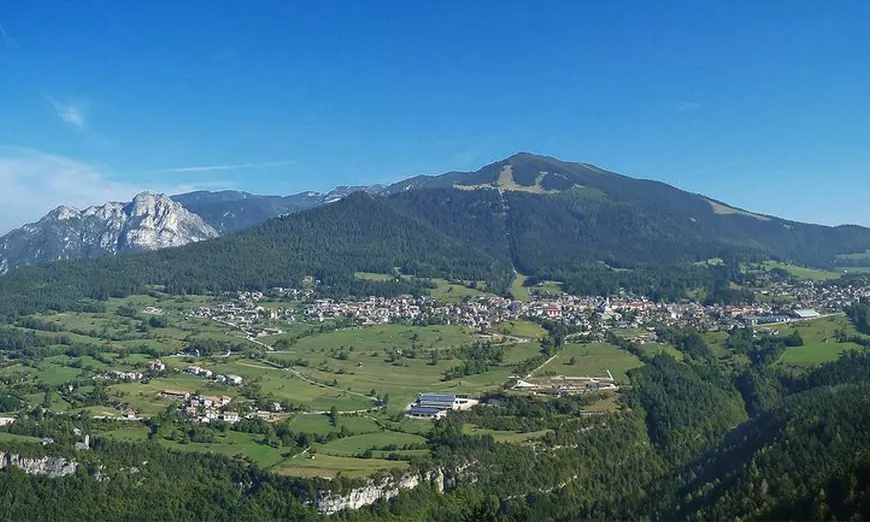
427;278;491;302
274;454;408;479
462;424;552;444
636;342;684;360
268;343;516;413
98;411;428;479
773;316;866;366
354;272;395;282
206;359;375;412
315;431;426;456
261;323;520;411
0;432;42;443
538;342;645;382
268;323;475;353
762;261;841;281
510;273;532;302
495;319;547;341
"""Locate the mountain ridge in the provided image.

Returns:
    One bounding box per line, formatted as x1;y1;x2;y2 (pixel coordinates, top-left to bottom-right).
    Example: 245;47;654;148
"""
1;153;869;277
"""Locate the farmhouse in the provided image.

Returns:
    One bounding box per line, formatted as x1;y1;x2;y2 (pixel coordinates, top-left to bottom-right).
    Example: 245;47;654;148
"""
147;359;166;372
162;390;191;400
108;370;143;381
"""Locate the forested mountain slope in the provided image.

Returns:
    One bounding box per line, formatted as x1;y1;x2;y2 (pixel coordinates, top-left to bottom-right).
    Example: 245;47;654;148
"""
1;153;869;317
671;382;870;520
390;153;870;270
0;193;509;318
170;190;323;234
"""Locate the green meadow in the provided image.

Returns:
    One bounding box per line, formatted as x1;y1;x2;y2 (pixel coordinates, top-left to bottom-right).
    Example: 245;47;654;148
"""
535;342;645;382
773;316;866;366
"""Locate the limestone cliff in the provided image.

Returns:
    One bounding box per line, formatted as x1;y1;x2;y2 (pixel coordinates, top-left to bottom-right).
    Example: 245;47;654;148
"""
0;192;218;273
0;451;77;477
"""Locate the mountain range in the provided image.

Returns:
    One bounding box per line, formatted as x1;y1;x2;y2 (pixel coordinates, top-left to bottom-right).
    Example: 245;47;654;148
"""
169;184;393;235
0;184;396;273
1;153;869;311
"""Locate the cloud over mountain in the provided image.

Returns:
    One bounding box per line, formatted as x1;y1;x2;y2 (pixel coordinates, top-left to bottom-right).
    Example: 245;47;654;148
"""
0;148;211;234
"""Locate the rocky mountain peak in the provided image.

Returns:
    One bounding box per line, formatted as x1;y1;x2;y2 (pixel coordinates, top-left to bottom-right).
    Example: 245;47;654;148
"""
127;192;180;216
45;205;80;221
0;192;218;274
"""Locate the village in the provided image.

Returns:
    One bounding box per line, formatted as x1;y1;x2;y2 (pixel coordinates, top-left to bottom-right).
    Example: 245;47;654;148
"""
188;278;870;342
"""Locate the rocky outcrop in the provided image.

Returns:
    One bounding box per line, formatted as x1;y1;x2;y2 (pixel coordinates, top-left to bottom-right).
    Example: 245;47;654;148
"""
316;469;446;515
0;192;218;273
0;451;77;477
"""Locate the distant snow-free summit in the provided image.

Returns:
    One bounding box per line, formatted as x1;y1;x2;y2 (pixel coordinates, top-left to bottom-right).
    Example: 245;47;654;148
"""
0;192;218;274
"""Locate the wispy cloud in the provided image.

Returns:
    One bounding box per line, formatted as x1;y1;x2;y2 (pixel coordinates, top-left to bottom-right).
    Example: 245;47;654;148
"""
0;148;225;234
147;160;296;174
0;23;18;50
46;96;86;129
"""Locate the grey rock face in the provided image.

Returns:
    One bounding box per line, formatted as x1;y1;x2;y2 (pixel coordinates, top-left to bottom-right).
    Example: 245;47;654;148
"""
0;192;218;273
316;470;446;514
0;451;78;477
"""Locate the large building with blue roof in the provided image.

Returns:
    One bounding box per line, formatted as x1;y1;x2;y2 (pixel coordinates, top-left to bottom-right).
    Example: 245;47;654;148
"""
406;405;447;420
405;393;479;420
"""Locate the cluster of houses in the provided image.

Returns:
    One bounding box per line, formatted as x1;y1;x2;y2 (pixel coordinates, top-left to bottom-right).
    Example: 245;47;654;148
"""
160;390;284;425
266;287;314;301
147;359;166;372
299;293;714;333
181;394;240;424
405;393;479;420
102;359;169;382
191;276;870;345
185;365;243;386
190;300;290;338
105;370;144;382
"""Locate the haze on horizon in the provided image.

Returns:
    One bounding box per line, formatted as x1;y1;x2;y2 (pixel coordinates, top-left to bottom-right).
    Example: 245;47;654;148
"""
0;0;868;232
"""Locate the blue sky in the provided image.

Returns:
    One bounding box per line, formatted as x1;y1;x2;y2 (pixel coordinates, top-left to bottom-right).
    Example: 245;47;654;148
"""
0;1;868;232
